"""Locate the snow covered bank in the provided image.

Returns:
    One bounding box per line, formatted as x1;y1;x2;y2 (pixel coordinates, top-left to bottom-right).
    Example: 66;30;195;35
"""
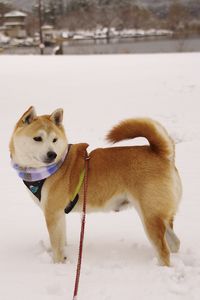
0;53;200;300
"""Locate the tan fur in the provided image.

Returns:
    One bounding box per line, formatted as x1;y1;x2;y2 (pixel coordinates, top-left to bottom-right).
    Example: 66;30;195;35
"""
10;108;182;266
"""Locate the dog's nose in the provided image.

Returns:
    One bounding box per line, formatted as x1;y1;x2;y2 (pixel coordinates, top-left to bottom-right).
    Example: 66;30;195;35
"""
47;151;57;161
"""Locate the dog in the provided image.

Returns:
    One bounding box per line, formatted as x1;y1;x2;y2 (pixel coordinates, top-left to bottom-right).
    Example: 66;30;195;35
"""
10;107;182;266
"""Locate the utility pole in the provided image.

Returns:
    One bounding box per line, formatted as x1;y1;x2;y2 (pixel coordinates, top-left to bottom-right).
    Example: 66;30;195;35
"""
38;0;44;54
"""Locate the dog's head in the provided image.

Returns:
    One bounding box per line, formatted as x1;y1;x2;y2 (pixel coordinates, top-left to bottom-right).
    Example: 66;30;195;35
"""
10;107;68;168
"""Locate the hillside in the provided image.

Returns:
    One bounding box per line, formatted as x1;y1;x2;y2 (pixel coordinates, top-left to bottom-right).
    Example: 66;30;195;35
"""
9;0;200;12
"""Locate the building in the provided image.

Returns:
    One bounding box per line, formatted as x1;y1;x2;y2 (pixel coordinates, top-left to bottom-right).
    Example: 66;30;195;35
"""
3;10;27;38
41;25;62;46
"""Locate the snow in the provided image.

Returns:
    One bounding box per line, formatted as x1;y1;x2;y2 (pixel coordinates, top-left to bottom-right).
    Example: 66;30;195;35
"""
0;33;10;45
63;28;172;40
4;10;27;18
0;53;200;300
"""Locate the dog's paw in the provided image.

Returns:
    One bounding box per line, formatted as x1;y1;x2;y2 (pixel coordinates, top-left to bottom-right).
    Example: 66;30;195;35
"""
53;253;67;264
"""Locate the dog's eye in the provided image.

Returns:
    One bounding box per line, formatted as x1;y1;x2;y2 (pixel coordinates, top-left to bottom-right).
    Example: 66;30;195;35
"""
33;136;42;142
53;138;57;143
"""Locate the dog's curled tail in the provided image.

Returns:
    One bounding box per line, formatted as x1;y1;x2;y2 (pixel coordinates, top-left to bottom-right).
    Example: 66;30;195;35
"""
106;118;174;160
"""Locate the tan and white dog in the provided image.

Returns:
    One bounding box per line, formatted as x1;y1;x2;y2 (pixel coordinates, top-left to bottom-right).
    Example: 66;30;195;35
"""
10;107;182;266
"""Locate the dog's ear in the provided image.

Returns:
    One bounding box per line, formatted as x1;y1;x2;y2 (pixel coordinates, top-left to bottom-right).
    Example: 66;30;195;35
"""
50;108;63;126
21;106;37;125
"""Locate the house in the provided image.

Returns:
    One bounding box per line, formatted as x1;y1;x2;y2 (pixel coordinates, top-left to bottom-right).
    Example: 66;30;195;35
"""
3;10;27;38
42;24;58;46
0;25;6;34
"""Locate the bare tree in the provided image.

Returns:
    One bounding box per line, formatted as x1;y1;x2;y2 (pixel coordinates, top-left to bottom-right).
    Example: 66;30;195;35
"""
167;0;188;32
26;14;39;36
0;1;13;25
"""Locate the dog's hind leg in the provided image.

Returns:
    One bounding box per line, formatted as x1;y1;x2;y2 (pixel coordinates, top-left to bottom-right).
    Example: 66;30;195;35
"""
165;220;180;253
142;215;170;266
45;211;66;263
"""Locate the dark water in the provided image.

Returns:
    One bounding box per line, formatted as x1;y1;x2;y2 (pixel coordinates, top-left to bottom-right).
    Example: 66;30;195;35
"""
1;36;200;55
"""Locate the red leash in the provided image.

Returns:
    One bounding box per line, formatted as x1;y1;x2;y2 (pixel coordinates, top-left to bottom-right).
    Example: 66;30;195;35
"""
72;153;90;300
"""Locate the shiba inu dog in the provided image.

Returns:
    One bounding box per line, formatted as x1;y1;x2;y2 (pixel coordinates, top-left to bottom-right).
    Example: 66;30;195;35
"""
10;107;182;266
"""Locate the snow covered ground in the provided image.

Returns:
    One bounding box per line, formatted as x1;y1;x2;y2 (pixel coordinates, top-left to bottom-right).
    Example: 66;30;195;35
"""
0;53;200;300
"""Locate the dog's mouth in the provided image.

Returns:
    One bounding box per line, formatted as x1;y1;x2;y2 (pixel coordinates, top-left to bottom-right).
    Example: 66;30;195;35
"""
43;158;56;164
32;156;55;166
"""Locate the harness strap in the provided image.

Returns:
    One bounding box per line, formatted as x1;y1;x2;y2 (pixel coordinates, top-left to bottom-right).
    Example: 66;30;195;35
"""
65;170;85;214
64;194;79;214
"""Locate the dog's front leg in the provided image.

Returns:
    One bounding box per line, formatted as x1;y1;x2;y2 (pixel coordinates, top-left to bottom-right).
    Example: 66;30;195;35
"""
45;210;66;263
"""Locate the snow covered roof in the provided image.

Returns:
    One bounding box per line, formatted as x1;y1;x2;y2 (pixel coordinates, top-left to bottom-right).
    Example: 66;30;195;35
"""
4;11;27;18
4;22;25;26
42;25;54;30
